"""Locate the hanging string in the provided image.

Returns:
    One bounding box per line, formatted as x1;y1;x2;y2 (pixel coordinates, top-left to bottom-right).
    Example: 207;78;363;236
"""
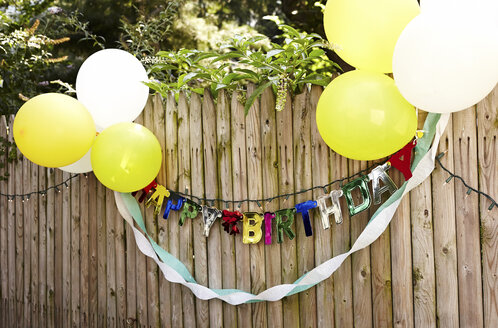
0;173;80;201
436;152;497;211
172;158;389;205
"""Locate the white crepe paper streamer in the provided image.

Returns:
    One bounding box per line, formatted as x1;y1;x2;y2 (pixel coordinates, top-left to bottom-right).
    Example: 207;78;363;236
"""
115;113;449;305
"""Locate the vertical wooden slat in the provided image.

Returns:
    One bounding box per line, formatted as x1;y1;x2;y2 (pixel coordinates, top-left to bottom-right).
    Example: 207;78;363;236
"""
71;175;81;327
370;215;393;328
177;91;196;328
79;173;90;326
390;169;414;328
30;164;39;326
88;174;98;327
133;112;148;327
38;167;48;328
0;118;7;313
0;118;7;323
260;87;283;327
54;169;63;326
115;193;127;327
190;93;210;327
477;86;498;328
125;185;137;327
7;116;16;327
310;86;335;328
230;91;252;328
276;92;299;328
143;98;160;328
202;90;224;327
30;153;39;326
164;93;183;328
46;167;56;327
96;179;107;327
22;155;31;327
106;188;117;327
330;153;352;328
62;171;71;326
432;117;459;327
293;89;317;327
216;90;237;327
152;93;170;328
349;160;373;328
453;106;484;328
245;84;267;327
410;177;436;327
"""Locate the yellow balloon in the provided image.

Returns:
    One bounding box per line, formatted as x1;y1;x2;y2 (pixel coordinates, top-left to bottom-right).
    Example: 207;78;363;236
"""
13;93;96;167
316;70;416;160
324;0;420;73
91;122;162;192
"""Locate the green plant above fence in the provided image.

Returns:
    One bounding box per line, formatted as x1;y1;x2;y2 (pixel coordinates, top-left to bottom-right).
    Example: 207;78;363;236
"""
144;24;341;114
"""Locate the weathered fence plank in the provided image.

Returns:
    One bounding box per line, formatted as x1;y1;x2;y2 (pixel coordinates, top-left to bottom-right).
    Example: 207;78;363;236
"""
276;91;299;328
177;91;196;328
261;87;284;327
453;105;484;328
230;90;252;328
477;86;498;327
0;86;496;328
432;117;459;327
310;85;335;328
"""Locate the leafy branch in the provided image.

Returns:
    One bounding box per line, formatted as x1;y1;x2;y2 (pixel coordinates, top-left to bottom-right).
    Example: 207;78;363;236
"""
145;24;341;114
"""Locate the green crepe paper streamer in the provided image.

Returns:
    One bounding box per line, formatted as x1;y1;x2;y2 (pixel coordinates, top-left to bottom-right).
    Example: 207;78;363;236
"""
120;113;442;303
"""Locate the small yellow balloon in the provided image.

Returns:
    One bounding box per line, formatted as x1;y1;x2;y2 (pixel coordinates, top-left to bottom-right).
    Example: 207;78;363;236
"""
316;70;417;160
91;122;162;192
13;93;96;167
324;0;420;73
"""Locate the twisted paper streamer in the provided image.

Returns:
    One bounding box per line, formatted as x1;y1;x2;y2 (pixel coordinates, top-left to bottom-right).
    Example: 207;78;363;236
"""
115;113;448;305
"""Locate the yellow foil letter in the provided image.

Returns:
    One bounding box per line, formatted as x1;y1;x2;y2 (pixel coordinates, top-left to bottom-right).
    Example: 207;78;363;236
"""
242;212;263;244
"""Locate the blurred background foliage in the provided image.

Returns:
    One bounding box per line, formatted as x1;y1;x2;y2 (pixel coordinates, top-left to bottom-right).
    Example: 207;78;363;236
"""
0;0;349;116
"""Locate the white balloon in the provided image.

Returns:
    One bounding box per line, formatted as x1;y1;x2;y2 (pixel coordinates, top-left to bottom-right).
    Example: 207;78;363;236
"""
76;49;149;128
59;149;93;173
393;8;498;113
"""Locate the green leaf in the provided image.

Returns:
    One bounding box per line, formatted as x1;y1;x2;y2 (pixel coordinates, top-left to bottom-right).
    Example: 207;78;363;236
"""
244;81;272;115
266;49;284;59
308;49;325;58
211;52;243;63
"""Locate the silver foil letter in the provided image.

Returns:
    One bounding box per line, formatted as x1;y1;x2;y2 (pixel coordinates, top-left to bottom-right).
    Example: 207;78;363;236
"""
201;206;222;237
317;189;344;229
368;163;398;205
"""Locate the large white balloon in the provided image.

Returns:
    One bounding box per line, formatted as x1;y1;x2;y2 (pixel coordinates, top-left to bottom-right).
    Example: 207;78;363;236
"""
76;49;149;128
393;8;498;113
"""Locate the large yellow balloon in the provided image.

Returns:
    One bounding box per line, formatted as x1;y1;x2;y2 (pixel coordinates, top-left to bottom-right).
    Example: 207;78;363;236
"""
91;122;162;192
324;0;420;73
316;70;416;160
13;93;96;167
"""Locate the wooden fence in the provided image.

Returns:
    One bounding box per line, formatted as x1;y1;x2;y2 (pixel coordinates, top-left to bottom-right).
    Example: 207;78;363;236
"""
0;85;496;328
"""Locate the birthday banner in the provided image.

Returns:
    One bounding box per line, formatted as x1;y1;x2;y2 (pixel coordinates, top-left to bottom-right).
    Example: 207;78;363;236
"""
115;112;449;305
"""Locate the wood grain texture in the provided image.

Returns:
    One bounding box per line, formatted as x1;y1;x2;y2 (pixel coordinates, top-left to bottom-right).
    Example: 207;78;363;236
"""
260;87;283;327
276;91;299;328
230;91;252;328
432;117;459;327
349;160;372;328
410;177;436;328
245;84;268;328
0;87;497;328
476;85;498;328
202;90;224;328
390;168;414;328
293;89;318;328
177;91;196;328
330;152;353;328
310;86;335;328
216;90;238;327
190;92;210;328
453;105;484;328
